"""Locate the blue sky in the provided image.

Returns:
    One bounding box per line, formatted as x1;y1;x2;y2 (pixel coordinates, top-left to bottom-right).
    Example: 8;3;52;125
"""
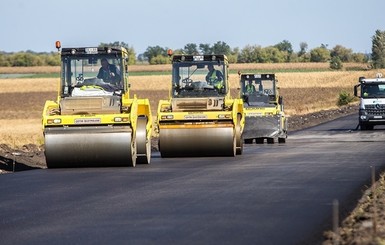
1;0;384;54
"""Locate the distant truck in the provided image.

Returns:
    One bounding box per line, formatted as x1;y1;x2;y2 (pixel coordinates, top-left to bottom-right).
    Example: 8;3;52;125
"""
354;73;385;130
239;73;287;143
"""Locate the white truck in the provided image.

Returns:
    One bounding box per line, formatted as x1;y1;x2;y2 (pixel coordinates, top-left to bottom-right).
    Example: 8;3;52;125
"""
354;73;385;130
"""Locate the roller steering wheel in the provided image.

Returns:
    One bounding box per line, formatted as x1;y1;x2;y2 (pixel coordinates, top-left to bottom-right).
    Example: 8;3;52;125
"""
182;78;193;84
76;74;84;82
264;89;273;95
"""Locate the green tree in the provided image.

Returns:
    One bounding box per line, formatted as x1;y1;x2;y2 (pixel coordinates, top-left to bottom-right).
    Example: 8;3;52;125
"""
199;43;212;54
137;53;146;63
171;48;184;55
149;54;171;65
212;41;231;55
10;52;44;66
0;53;11;66
99;41;129;49
371;29;385;68
258;47;286;63
298;42;308;57
183;43;199;55
238;45;260;63
227;47;239;63
337;91;354;106
43;53;61;66
310;46;330;62
274;40;293;61
330;45;353;62
351;53;368;63
143;46;168;63
330;56;343;70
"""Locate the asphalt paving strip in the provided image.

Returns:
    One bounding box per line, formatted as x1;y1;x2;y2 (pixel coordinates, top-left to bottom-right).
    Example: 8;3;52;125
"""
1;114;385;244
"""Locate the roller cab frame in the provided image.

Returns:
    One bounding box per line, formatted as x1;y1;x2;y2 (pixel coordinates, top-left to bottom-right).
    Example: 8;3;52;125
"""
42;44;152;168
239;73;287;144
157;54;244;157
354;74;385;130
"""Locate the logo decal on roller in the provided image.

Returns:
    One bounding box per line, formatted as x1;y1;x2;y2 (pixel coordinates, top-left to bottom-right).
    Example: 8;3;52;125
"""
74;118;101;124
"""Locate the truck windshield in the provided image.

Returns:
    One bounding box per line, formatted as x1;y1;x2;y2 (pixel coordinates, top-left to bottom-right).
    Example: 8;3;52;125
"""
362;84;385;98
171;62;227;98
61;56;123;96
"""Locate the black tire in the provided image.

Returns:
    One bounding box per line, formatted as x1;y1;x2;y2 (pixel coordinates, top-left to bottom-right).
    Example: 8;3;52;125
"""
244;139;253;144
360;124;374;130
255;138;264;144
278;137;286;143
267;138;274;144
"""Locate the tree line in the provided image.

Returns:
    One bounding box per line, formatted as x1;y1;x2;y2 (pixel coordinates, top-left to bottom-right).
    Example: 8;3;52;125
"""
140;41;368;65
1;30;385;69
0;51;61;67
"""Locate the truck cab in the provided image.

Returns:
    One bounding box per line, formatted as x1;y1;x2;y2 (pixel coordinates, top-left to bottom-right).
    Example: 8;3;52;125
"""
354;74;385;130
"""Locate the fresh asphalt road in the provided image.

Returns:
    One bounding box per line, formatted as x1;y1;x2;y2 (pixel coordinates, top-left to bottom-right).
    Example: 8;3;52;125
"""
1;114;385;245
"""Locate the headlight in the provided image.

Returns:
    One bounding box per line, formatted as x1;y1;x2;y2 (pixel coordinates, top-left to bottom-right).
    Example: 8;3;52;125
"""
359;110;368;115
114;117;129;122
47;118;61;124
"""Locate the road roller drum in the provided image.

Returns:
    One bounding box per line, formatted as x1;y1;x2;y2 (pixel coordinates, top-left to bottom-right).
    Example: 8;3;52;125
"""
44;126;135;168
159;125;235;157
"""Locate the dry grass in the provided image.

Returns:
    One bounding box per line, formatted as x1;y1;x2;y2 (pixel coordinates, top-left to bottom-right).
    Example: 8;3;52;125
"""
1;70;374;93
276;71;366;89
0;78;58;93
0;119;44;147
230;62;369;71
1;69;384;147
130;70;382;90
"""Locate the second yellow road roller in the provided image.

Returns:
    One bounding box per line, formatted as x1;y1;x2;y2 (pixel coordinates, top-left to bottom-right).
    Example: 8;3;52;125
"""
156;52;244;157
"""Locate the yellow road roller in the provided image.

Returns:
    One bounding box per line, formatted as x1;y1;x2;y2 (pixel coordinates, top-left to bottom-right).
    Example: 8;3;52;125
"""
42;42;152;168
239;73;287;144
157;53;244;157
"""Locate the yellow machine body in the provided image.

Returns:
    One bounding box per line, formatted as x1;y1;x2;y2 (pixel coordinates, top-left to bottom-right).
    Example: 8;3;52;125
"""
239;73;287;144
157;54;244;157
42;45;152;167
